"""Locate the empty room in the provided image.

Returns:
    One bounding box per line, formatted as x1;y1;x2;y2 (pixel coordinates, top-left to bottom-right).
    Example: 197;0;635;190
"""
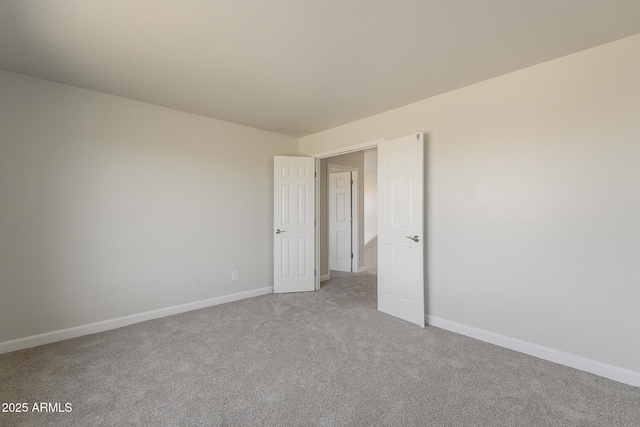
1;1;639;426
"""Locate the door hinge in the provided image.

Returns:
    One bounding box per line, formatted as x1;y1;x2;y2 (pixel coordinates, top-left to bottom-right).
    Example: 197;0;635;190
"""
351;180;354;186
314;269;316;276
314;220;316;227
314;171;317;178
350;216;353;222
351;254;354;259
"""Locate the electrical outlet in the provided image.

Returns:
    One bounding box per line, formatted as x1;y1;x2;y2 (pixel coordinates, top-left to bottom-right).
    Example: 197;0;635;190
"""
232;270;239;281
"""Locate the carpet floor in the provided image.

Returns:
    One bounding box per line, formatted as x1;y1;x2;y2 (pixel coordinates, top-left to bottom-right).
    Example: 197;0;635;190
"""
1;271;638;426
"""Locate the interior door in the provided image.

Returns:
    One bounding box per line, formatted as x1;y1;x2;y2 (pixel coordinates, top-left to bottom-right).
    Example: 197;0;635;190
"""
329;171;352;272
377;133;425;326
273;156;315;293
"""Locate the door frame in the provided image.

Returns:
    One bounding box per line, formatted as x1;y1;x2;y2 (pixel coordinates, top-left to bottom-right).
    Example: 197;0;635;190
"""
328;164;359;274
313;139;384;290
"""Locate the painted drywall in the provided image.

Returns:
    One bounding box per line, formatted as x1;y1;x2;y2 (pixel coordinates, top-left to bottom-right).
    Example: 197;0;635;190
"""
300;34;640;377
363;148;378;271
319;152;365;277
0;71;298;344
363;148;378;243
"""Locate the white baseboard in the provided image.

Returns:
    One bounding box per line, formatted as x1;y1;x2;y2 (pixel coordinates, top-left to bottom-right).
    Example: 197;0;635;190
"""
320;275;330;282
427;315;640;388
357;267;367;273
0;286;274;355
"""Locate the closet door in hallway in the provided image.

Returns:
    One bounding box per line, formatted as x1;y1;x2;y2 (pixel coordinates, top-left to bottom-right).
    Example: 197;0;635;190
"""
329;171;352;272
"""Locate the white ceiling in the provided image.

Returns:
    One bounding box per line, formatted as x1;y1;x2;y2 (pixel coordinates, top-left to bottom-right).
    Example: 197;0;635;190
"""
2;1;640;137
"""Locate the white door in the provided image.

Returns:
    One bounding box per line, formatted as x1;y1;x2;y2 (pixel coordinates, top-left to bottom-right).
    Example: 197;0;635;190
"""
377;133;425;326
274;156;315;293
329;171;352;272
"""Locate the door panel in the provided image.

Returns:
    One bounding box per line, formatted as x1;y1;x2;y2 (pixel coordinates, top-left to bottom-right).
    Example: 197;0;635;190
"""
274;156;315;293
378;133;425;326
329;171;352;272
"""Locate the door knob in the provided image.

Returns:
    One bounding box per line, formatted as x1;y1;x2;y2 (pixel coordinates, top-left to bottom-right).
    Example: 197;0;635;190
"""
406;235;419;242
275;229;286;234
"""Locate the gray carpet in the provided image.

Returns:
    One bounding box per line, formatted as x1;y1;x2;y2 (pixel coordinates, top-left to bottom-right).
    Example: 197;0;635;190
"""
1;271;638;426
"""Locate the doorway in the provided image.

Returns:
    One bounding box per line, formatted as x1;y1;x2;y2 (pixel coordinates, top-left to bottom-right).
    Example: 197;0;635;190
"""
328;165;357;273
275;133;425;326
318;149;378;282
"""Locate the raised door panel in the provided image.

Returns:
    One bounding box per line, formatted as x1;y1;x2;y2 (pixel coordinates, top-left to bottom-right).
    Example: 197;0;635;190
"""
274;156;315;293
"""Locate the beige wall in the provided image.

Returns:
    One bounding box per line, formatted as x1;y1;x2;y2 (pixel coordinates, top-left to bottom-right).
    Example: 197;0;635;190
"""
300;34;640;376
363;148;377;243
319;151;365;277
0;71;298;343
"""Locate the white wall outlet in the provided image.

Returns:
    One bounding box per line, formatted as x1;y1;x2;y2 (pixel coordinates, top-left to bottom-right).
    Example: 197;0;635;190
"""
232;270;239;281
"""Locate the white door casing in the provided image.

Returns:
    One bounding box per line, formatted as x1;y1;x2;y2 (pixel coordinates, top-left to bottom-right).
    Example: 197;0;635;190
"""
377;133;425;326
329;171;352;272
274;156;315;293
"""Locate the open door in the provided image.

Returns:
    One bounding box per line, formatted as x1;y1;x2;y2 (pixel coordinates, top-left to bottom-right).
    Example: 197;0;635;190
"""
377;133;425;326
274;156;315;293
